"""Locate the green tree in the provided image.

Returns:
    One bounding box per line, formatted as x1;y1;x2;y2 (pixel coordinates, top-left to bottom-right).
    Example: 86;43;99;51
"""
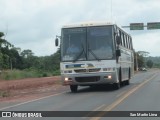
9;48;23;69
134;51;144;69
147;60;153;68
34;48;60;72
136;51;150;68
0;32;13;69
0;32;12;48
21;49;34;58
1;32;61;76
137;54;144;68
0;52;3;69
137;51;149;67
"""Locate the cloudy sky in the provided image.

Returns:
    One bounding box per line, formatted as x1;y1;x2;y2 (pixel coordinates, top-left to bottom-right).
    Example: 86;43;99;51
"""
0;0;160;56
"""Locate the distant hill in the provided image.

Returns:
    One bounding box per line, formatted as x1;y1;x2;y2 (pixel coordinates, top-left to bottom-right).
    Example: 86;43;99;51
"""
147;56;160;68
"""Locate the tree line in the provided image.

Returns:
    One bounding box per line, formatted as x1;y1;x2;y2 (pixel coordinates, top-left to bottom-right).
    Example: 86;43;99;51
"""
0;32;60;75
134;51;154;70
0;31;156;76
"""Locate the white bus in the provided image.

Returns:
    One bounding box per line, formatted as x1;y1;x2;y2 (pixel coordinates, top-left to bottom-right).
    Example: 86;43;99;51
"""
55;22;134;92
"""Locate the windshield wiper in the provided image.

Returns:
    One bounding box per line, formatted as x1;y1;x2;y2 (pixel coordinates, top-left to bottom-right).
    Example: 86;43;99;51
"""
88;48;100;61
73;44;87;62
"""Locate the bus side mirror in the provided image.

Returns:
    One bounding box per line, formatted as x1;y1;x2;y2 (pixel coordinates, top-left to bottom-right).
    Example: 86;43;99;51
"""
55;38;59;46
116;49;121;56
116;36;121;45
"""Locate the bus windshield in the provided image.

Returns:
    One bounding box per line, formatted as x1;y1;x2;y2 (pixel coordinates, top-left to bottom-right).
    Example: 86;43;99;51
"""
88;26;113;60
61;26;114;62
61;28;87;61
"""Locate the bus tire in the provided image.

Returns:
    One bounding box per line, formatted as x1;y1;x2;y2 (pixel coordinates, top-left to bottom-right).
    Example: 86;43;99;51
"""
70;85;78;92
113;82;120;90
113;67;121;89
125;79;130;85
119;67;122;86
125;68;131;85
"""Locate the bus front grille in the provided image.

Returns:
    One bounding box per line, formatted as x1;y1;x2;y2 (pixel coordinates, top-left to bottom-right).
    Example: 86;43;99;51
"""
75;76;100;83
74;68;101;73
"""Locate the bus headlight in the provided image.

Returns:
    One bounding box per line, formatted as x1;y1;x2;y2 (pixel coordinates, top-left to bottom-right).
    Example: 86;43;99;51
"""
104;75;112;79
108;75;112;79
65;77;69;81
64;77;72;81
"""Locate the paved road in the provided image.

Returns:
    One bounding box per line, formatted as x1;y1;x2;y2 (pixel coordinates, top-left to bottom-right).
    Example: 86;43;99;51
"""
0;69;160;120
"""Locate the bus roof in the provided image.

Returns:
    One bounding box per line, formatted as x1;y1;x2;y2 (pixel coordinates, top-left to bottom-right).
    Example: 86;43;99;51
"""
62;22;115;28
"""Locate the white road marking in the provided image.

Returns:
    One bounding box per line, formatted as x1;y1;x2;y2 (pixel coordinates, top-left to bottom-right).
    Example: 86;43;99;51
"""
0;91;66;110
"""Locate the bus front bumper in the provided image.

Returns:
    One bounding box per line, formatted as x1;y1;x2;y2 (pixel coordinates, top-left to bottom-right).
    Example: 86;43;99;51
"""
61;72;118;86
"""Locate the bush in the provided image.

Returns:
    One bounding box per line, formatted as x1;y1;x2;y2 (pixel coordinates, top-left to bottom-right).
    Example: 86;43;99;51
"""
53;70;60;76
0;68;61;80
0;69;43;80
42;73;48;77
0;91;10;97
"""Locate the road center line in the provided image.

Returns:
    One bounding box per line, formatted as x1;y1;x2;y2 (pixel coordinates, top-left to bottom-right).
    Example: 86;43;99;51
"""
90;72;157;120
82;104;106;119
116;91;126;98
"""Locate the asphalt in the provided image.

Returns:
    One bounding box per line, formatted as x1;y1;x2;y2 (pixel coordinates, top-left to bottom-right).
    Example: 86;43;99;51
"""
0;69;160;120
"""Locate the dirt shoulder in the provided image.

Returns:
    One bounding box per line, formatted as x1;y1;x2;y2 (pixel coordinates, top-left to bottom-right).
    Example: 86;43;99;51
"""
0;76;68;103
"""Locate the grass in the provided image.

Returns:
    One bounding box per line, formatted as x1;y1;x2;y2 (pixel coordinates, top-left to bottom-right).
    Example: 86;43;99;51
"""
0;90;10;97
0;69;60;80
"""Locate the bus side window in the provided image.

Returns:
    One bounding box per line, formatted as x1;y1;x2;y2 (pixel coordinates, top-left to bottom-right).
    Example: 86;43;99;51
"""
131;38;133;49
128;37;131;49
125;34;128;49
123;33;126;47
128;36;130;49
119;31;123;46
126;35;129;49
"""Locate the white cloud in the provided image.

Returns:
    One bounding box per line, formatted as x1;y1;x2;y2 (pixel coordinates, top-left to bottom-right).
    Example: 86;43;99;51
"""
133;31;160;56
0;0;160;56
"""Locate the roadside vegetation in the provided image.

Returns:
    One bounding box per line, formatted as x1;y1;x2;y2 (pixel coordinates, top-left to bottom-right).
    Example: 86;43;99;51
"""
134;51;160;70
0;90;9;97
0;32;60;80
0;31;159;80
0;69;58;80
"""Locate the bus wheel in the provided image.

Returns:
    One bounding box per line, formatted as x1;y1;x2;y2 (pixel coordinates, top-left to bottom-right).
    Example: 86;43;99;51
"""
126;68;131;85
113;82;120;90
70;85;78;92
125;80;130;85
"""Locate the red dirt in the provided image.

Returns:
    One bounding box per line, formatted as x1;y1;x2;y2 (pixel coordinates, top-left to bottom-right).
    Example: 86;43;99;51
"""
0;76;68;103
